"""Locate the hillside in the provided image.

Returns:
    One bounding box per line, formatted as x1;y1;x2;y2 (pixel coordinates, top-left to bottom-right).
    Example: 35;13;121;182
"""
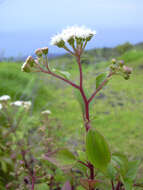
0;44;143;159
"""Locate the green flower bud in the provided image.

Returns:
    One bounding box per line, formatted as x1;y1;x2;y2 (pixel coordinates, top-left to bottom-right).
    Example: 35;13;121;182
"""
26;56;35;67
110;64;117;71
111;58;116;64
35;48;43;57
124;74;130;80
67;37;75;46
118;60;124;66
56;40;65;48
41;47;49;55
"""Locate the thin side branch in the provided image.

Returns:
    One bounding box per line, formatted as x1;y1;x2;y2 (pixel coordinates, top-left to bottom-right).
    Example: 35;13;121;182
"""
38;66;80;89
88;72;114;104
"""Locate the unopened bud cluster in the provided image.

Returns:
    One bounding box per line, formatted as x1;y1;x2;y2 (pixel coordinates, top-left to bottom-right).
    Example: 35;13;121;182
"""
22;47;49;73
110;59;132;80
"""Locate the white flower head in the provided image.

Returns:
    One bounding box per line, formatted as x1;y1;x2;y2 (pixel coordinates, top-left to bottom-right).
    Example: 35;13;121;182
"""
0;95;11;102
51;33;65;47
0;103;2;110
10;101;32;109
41;110;51;115
51;26;96;47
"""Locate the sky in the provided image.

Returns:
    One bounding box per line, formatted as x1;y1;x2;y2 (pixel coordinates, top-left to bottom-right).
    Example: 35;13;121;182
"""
0;0;143;57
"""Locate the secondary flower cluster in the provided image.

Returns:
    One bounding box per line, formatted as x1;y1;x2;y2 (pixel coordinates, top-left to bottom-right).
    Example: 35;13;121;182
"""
51;26;96;48
110;59;133;80
21;47;49;73
0;95;32;110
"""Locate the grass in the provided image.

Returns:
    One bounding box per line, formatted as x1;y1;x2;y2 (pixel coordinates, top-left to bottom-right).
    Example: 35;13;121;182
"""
0;48;143;160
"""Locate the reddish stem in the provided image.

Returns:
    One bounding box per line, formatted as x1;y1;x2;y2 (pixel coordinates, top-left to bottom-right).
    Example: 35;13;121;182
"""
78;160;90;168
76;53;90;131
39;66;80;89
31;174;35;190
116;181;121;190
111;180;115;190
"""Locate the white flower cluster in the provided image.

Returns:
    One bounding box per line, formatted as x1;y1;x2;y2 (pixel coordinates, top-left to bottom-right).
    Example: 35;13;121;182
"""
0;95;11;101
51;26;96;46
10;101;32;109
41;110;51;115
0;103;2;110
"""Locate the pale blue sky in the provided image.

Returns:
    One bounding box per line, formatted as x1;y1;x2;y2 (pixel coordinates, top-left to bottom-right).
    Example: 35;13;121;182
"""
0;0;143;56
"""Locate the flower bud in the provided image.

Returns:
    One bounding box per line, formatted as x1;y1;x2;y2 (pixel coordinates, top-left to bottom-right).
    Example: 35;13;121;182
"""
26;56;35;67
41;47;49;55
35;48;43;57
67;37;75;46
56;40;65;48
21;62;31;72
111;58;116;64
110;65;116;71
118;60;124;66
123;66;133;74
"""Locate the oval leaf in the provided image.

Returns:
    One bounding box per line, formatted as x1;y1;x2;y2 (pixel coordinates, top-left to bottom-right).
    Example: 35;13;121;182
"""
86;129;111;171
45;149;77;170
96;72;108;89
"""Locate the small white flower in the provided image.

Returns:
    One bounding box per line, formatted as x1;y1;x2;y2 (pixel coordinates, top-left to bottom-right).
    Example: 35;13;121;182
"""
23;101;32;109
0;103;2;110
10;101;32;109
51;33;64;46
41;110;51;115
0;95;11;101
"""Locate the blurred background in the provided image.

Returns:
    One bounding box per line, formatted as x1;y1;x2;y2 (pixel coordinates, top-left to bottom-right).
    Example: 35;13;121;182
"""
0;0;143;58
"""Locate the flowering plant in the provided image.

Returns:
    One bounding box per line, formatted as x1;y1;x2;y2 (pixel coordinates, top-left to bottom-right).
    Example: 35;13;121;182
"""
20;26;142;190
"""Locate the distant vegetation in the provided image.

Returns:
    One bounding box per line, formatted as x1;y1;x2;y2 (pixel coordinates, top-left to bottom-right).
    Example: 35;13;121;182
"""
0;41;143;189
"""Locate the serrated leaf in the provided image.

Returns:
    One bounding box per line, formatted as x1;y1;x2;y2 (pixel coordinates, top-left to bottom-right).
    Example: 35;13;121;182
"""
52;69;71;79
45;149;77;171
86;129;111;172
96;72;108;89
62;181;72;190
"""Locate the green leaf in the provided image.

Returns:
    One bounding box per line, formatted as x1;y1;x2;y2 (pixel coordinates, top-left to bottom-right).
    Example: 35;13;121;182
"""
1;161;7;173
126;160;140;181
112;152;128;178
52;69;71;79
45;149;77;170
77;150;87;162
35;183;49;190
86;129;111;172
123;179;133;190
96;72;108;89
106;163;117;180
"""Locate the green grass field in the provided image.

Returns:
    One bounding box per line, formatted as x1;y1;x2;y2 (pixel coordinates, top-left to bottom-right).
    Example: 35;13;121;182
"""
0;48;143;160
